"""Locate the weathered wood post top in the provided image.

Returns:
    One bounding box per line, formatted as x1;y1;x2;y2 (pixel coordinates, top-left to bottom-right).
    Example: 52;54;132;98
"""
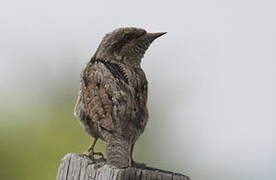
56;153;190;180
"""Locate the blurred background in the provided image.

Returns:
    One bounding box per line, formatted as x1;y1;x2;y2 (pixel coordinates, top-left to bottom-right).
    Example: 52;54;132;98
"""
0;0;275;179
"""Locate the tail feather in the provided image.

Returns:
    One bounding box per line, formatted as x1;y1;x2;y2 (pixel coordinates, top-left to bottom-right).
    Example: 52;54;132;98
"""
106;135;131;168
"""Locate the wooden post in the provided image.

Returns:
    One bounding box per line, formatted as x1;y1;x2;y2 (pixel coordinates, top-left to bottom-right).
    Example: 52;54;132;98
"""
56;153;190;180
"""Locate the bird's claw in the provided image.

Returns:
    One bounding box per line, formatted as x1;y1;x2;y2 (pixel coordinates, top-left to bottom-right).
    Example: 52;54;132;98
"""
130;160;146;168
84;150;104;160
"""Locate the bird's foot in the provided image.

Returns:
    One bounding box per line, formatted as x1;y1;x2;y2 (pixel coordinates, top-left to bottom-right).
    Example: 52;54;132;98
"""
130;160;146;168
84;150;105;160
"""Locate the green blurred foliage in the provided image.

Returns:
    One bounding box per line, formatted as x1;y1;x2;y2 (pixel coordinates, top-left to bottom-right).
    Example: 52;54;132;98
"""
0;93;105;180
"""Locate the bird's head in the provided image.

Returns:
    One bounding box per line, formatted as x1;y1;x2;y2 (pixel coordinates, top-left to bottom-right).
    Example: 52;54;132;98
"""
95;27;166;67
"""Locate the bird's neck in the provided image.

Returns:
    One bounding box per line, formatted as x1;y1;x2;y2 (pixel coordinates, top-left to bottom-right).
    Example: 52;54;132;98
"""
95;53;142;69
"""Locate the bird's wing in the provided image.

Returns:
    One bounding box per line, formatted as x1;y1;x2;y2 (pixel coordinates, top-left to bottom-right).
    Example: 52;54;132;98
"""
80;59;131;132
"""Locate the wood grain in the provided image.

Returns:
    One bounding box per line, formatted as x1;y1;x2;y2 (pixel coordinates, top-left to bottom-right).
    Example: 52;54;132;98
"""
56;153;190;180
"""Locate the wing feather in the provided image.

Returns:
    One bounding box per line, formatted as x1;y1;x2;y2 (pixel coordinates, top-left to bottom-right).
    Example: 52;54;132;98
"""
80;59;131;132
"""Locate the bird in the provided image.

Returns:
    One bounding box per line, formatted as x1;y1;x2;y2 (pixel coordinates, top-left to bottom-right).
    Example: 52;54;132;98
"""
74;27;166;168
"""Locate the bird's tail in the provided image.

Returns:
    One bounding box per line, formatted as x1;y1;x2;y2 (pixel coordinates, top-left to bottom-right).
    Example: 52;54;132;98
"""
106;135;131;168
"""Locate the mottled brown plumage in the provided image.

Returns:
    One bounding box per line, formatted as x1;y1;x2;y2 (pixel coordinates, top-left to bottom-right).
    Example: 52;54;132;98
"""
74;27;166;168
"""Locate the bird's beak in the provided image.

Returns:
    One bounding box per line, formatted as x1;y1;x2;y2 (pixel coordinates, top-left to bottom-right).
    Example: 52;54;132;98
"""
146;32;167;42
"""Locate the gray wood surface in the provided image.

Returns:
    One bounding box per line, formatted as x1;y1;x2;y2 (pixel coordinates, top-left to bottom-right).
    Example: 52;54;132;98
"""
56;153;190;180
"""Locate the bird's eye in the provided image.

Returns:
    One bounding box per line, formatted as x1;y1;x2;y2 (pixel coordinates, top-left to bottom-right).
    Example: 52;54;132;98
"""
124;33;131;40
